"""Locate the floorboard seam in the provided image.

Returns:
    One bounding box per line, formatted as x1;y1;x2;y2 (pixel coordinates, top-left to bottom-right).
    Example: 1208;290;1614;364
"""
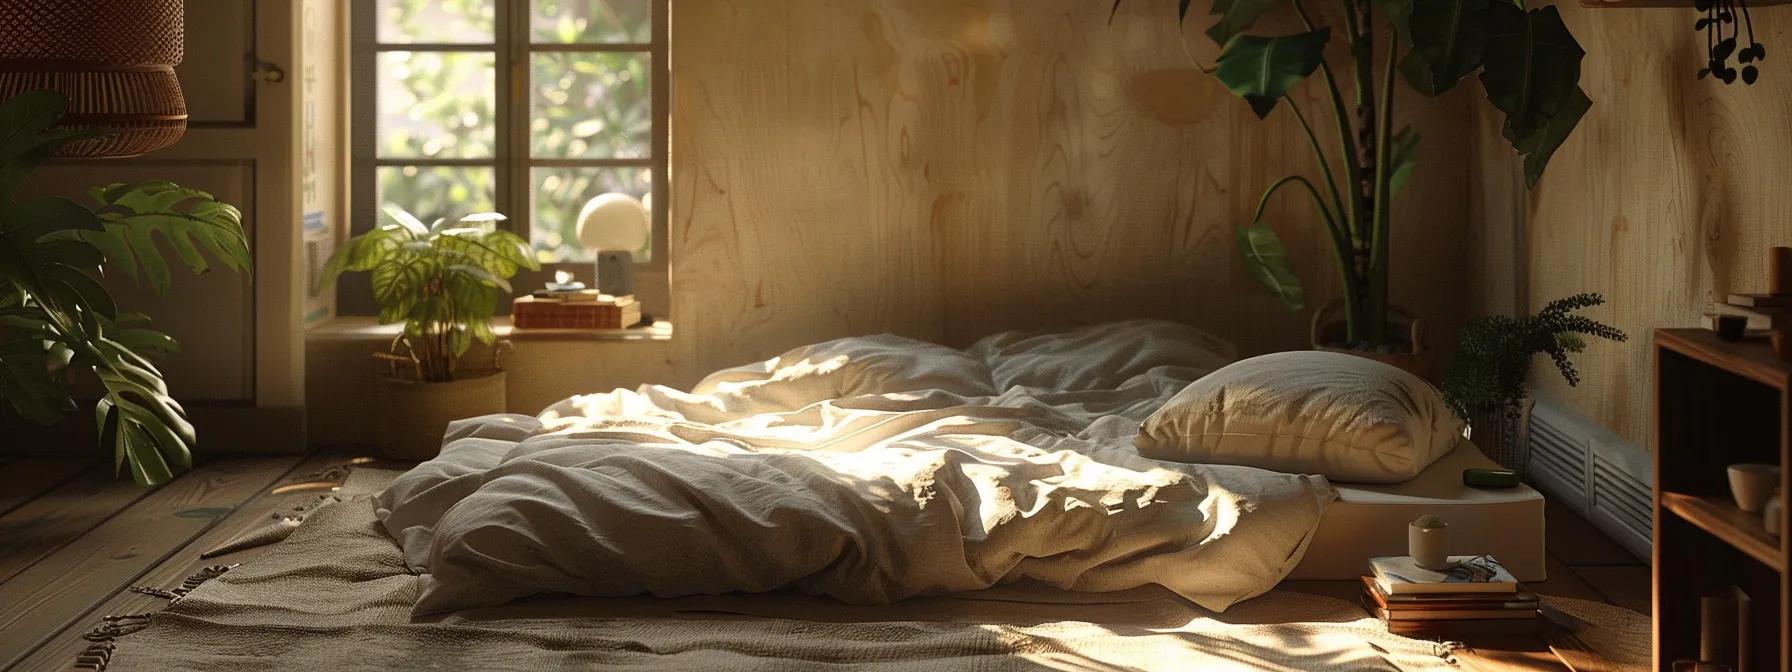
3;455;313;672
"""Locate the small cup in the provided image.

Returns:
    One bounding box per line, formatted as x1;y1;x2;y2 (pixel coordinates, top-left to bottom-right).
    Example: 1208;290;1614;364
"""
1728;464;1780;514
1409;516;1450;571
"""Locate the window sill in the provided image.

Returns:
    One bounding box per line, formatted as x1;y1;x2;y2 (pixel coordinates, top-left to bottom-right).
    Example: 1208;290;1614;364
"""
307;316;674;343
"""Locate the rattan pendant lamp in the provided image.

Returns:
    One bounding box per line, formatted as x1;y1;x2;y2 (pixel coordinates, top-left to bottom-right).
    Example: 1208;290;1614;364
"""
0;0;187;158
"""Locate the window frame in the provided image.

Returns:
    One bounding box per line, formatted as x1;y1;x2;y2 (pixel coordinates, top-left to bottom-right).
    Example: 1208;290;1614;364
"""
347;0;670;316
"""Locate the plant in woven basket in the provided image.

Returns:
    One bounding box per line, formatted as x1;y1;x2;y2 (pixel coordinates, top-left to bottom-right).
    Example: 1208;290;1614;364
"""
1443;293;1627;419
0;90;252;485
318;207;538;383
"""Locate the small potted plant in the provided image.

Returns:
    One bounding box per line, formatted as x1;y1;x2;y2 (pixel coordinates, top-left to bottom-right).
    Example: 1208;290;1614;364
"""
319;207;539;460
1442;293;1626;476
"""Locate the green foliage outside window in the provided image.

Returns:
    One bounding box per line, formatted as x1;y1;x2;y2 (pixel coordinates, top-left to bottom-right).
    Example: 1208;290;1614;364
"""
376;0;654;264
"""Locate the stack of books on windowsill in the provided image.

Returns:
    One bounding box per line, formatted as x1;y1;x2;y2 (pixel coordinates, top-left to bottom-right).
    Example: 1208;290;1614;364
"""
1361;555;1538;638
512;293;642;330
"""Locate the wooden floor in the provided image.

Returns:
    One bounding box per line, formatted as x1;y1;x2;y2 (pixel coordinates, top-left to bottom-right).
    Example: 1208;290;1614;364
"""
0;454;1650;672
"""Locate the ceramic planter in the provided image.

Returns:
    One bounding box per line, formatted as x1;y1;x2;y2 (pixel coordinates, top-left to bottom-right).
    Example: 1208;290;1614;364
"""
376;369;507;462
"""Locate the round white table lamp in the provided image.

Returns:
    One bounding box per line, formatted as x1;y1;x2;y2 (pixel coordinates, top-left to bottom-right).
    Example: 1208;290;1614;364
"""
576;192;650;253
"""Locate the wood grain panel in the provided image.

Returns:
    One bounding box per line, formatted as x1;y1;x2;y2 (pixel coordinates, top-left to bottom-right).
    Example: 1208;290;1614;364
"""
1471;4;1792;448
306;0;1476;435
658;0;1473;389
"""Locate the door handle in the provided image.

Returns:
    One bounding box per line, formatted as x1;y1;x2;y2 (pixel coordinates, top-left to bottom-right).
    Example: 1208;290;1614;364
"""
252;60;287;84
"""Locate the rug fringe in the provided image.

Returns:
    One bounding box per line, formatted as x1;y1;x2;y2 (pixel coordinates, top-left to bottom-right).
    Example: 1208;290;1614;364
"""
1436;640;1464;665
74;613;156;670
81;565;238;670
127;564;237;603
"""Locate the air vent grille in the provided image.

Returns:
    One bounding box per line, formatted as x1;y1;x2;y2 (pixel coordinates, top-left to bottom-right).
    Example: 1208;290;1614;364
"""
1591;455;1653;554
1527;415;1588;509
1525;399;1652;560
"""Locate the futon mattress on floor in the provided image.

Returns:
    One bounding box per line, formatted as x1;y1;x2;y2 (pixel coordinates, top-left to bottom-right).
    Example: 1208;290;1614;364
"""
376;321;1336;615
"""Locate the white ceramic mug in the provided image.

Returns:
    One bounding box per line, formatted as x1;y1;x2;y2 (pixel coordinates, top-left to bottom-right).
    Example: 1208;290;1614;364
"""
1728;464;1780;514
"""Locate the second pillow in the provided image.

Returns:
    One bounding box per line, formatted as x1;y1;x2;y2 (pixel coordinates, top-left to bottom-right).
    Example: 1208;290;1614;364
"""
1134;350;1464;483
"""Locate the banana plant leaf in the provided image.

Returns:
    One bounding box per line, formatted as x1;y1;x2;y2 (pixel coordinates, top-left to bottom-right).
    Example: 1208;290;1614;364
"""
1399;0;1492;95
1511;85;1591;187
1236;222;1306;310
1480;4;1585;142
1204;0;1277;45
1215;28;1332;118
1388;126;1421;197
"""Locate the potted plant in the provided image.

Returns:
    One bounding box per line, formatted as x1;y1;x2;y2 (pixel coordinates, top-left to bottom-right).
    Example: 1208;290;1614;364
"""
319;207;539;460
0;90;253;485
1116;0;1592;378
1442;293;1625;475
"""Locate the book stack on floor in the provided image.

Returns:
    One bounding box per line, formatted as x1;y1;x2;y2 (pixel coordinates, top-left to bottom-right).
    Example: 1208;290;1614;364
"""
1362;555;1538;638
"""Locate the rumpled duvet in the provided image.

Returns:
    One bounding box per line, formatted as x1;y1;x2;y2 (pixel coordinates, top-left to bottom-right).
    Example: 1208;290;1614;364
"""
376;320;1336;616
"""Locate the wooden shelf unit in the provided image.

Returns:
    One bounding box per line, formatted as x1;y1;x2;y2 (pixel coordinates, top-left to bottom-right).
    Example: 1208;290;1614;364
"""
1655;328;1792;671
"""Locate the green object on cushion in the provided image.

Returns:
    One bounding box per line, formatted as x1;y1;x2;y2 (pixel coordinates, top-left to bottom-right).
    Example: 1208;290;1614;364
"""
1463;468;1520;488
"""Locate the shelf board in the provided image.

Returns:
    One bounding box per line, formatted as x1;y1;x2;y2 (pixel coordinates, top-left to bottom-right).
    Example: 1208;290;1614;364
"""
1661;492;1786;571
1656;329;1792;390
1583;0;1792;6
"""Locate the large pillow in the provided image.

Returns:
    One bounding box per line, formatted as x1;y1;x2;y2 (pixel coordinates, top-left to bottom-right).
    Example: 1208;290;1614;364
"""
1134;351;1463;483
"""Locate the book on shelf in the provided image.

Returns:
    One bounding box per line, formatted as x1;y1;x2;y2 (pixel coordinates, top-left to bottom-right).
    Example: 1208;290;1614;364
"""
1369;555;1518;595
1728;293;1792;308
1707;302;1775;331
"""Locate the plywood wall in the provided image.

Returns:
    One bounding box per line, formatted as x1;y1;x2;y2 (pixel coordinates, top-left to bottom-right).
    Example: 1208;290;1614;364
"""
656;0;1474;386
310;0;1483;438
1471;3;1792;448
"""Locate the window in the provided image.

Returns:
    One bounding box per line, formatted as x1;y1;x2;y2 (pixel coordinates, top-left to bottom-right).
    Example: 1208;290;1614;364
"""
350;0;667;304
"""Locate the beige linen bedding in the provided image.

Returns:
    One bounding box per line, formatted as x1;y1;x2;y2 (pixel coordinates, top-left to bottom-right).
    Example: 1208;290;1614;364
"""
376;321;1338;616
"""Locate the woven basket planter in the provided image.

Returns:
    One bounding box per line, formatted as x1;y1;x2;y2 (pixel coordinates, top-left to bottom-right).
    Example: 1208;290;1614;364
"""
0;0;187;158
1468;396;1537;478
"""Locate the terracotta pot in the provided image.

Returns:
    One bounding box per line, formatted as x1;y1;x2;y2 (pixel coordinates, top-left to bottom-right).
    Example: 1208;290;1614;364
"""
376;369;506;462
1310;299;1434;382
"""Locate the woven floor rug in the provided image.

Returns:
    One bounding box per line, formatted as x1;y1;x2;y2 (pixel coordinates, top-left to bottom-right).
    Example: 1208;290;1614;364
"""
86;495;1468;671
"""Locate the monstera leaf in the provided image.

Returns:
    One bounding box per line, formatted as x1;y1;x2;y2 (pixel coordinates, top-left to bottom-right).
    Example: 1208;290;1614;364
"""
0;90;252;486
1215;28;1332;118
1236;221;1305;310
1480;4;1585;142
81;181;252;293
1399;0;1492;95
